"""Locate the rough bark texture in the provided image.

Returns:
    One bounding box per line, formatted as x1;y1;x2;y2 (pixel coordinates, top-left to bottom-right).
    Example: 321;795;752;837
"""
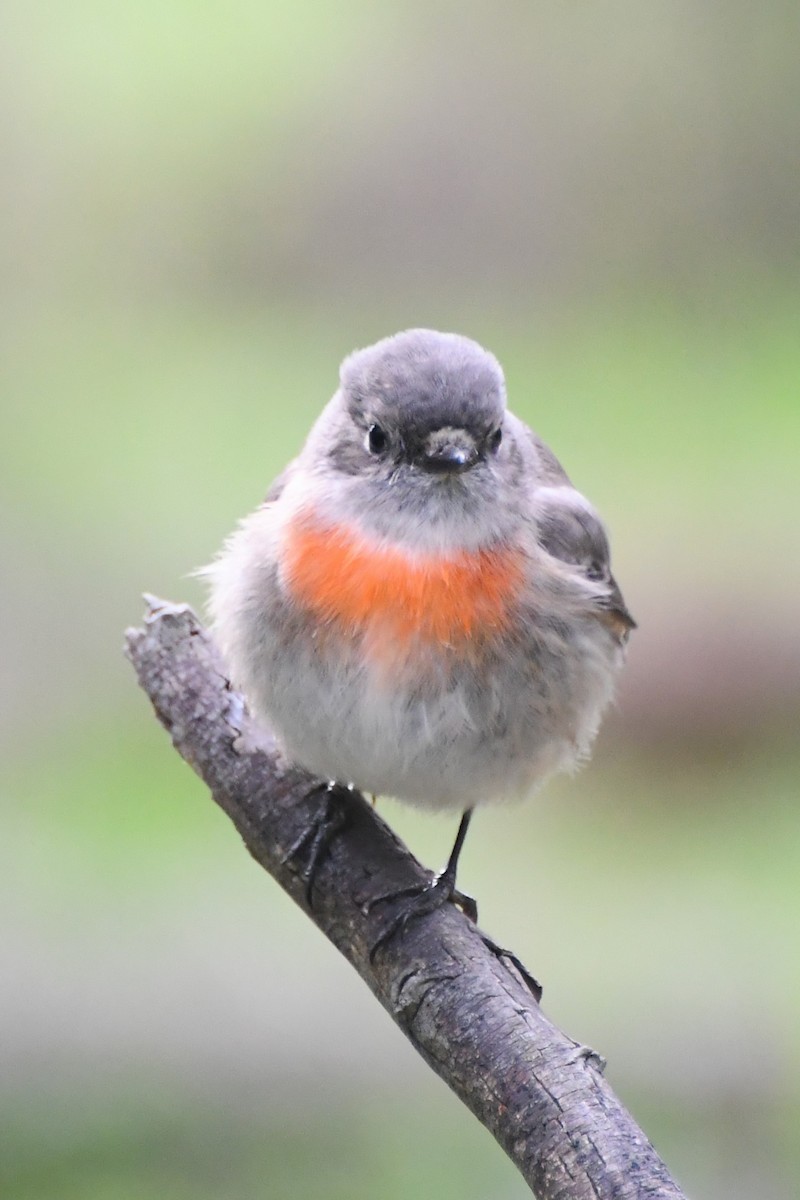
125;597;688;1200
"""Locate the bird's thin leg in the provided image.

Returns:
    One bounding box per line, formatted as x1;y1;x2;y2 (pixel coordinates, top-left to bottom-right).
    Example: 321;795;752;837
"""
441;807;475;909
367;808;478;960
282;781;351;906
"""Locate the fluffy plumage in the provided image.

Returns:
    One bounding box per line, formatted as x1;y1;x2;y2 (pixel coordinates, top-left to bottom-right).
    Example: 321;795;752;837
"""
205;329;634;811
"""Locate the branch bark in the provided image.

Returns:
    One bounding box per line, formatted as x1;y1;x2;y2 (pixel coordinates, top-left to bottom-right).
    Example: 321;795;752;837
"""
125;596;688;1200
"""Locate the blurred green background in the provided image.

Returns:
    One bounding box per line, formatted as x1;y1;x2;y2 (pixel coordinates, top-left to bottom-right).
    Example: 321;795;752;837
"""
2;3;799;1198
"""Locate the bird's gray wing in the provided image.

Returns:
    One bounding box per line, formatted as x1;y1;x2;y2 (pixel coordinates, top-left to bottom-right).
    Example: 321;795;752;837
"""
262;460;296;505
533;485;636;642
526;430;573;486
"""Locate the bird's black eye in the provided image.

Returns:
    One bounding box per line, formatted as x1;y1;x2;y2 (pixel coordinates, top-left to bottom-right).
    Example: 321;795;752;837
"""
488;427;503;453
366;423;388;455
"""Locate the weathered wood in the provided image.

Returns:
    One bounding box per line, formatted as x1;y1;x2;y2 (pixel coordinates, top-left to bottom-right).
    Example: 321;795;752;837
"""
125;596;688;1200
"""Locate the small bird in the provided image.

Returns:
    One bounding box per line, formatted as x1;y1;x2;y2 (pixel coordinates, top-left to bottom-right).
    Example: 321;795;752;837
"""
205;329;634;943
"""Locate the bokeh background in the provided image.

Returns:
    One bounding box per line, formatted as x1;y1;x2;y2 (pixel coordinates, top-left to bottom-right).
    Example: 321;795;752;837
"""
2;3;799;1198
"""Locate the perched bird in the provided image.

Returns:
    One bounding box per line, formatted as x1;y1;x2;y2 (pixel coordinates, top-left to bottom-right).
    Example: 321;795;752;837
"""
206;329;634;944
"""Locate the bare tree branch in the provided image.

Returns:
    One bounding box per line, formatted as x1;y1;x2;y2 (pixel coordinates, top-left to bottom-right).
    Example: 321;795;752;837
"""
125;596;688;1200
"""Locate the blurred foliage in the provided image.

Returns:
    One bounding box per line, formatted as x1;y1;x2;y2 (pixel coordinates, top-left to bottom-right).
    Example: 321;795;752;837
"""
2;2;799;1198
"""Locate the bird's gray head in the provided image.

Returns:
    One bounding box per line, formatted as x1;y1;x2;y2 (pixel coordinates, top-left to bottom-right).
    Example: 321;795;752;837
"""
338;328;506;475
302;329;529;551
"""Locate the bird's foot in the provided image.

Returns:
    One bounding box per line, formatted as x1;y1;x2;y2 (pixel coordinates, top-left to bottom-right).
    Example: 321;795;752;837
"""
281;781;351;906
479;933;543;1003
365;868;478;961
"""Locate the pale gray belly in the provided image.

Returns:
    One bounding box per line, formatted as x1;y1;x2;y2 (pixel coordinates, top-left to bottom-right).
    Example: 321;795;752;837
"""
242;612;620;812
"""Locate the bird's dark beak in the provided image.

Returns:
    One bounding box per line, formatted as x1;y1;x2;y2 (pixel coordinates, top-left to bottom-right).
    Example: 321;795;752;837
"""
418;429;480;474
